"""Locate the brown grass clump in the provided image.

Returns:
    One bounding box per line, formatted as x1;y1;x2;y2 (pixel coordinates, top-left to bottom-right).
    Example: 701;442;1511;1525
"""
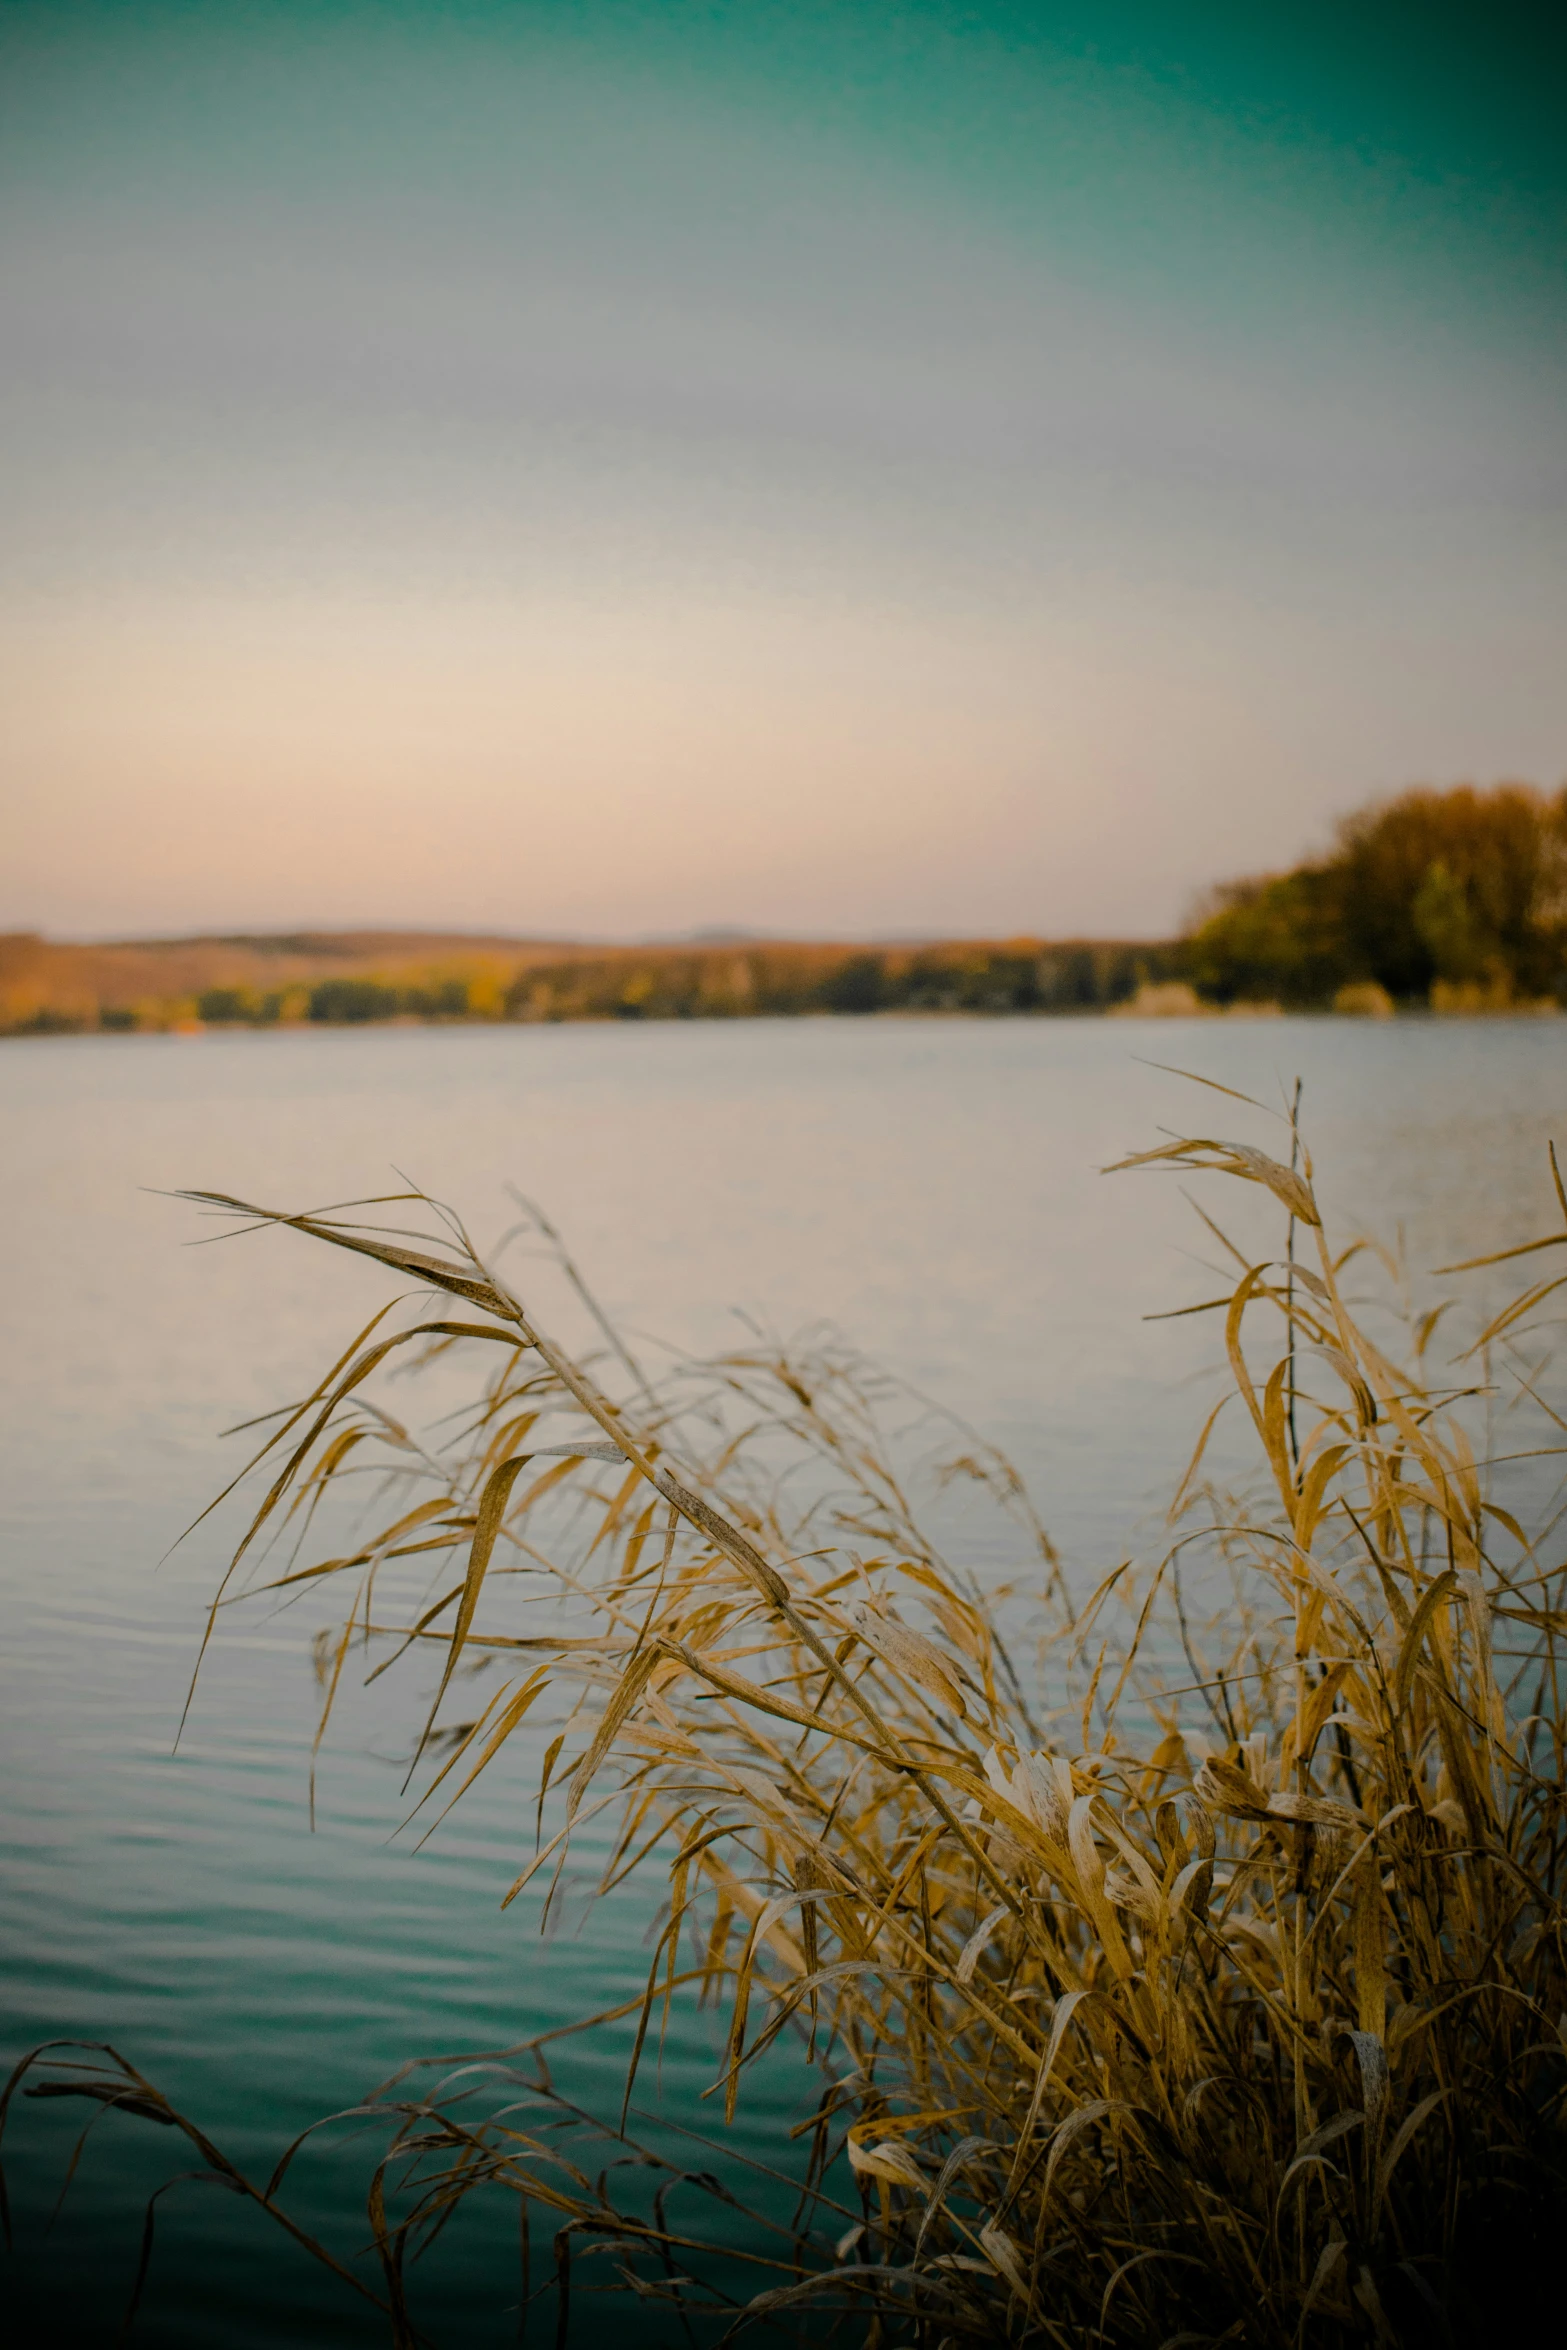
8;1086;1567;2343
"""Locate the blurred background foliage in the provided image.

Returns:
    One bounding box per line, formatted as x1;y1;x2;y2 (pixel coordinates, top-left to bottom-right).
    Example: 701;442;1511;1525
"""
1184;782;1567;1012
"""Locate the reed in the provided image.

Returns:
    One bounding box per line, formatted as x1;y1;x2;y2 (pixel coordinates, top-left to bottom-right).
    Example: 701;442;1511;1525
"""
8;1083;1567;2343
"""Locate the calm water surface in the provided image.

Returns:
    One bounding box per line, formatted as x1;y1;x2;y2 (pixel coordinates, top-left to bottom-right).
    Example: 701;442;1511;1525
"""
2;1017;1562;2341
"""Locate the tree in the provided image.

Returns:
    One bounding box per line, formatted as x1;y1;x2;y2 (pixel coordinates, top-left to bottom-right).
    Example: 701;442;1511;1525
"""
1182;782;1567;1007
1336;783;1565;1000
1183;866;1344;1006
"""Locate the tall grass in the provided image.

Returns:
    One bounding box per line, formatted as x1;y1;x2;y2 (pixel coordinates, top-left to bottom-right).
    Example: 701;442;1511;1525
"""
8;1086;1567;2343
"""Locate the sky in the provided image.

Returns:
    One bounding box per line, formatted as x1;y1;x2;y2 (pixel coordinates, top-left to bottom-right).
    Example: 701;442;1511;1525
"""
2;0;1565;942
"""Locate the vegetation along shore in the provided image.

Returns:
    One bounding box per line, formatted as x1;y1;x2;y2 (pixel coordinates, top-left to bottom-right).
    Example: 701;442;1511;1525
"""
4;782;1563;1036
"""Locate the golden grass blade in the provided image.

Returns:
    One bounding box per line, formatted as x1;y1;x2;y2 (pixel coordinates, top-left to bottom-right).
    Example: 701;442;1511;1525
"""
1130;1061;1274;1112
1394;1568;1460;1717
1106;1137;1319;1227
954;1905;1008;1985
1004;1987;1097;2198
1352;1851;1389;2039
176;1189;516;1318
402;1452;532;1791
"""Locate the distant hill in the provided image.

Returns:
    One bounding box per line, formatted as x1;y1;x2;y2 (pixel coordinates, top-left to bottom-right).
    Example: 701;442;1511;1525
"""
0;928;591;1030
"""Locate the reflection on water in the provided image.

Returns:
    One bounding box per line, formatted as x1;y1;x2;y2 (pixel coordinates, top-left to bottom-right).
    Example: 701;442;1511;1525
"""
1;1018;1561;2340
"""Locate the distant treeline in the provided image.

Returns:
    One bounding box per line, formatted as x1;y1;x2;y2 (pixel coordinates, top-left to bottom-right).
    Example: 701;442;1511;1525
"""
1184;782;1567;1012
0;930;1181;1035
4;782;1563;1034
188;940;1180;1029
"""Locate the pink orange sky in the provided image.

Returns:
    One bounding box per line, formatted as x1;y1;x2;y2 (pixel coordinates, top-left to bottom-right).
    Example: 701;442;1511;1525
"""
4;2;1565;941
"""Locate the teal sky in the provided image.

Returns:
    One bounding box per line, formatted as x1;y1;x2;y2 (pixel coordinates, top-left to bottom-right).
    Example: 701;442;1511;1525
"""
3;0;1564;938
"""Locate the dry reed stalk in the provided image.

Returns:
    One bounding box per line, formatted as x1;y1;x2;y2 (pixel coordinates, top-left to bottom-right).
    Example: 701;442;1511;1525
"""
7;1088;1567;2344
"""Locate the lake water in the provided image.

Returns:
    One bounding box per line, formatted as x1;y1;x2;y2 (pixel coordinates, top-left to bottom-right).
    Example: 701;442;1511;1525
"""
2;1016;1563;2342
